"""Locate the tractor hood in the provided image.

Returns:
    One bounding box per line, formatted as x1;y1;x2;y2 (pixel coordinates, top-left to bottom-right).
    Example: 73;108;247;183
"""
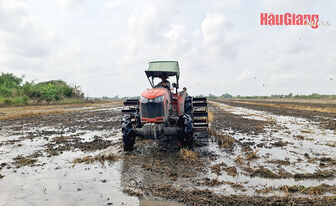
141;88;168;99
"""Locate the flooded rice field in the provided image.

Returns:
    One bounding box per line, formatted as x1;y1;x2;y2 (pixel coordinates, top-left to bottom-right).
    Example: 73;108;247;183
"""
0;100;335;205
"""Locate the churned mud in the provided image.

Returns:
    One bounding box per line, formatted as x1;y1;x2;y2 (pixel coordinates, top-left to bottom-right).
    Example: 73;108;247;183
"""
0;99;336;205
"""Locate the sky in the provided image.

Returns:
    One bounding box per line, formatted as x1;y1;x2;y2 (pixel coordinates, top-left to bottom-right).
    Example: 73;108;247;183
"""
0;0;335;97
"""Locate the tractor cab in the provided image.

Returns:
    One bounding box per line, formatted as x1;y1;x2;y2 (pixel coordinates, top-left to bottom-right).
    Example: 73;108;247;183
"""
141;61;186;123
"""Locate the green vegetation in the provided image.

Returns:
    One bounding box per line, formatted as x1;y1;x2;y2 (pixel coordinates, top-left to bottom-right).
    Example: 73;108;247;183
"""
0;73;84;106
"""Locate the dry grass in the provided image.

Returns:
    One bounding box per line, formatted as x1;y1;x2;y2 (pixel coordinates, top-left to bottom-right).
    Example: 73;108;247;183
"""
123;189;143;197
246;149;259;160
258;184;336;195
52;136;71;143
279;185;304;193
73;153;117;164
250;168;279;178
217;133;235;148
234;100;336;114
293;170;334;179
240;98;336;105
301;129;313;134
208;111;213;123
210;164;221;176
202;178;246;191
295;135;305;140
13;155;38;168
306;185;324;195
0;101;122;120
278;184;336;195
223;166;238;176
180;148;198;162
209;128;235;149
256;186;275;194
325;142;336;148
234;155;244;164
266;159;290;166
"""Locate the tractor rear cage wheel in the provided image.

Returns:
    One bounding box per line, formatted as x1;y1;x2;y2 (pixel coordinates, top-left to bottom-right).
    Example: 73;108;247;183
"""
192;97;209;131
122;99;140;124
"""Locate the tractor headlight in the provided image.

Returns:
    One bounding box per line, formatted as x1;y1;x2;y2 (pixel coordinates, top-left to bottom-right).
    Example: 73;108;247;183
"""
140;96;149;103
153;95;164;103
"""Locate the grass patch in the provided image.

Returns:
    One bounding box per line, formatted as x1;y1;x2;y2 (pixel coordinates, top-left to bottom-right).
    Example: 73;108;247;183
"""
13;155;38;168
208;111;213;123
301;129;313;134
73;153;117;164
0;96;29;106
209;128;235;149
210;164;221;176
251;168;279;178
223;166;238;176
246;149;259;160
279;184;336;195
0;101;122;120
293;170;334;179
233;100;336;115
180;148;198;162
234;155;244;164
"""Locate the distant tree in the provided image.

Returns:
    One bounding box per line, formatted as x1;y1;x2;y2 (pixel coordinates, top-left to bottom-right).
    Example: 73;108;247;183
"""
221;93;232;98
208;93;218;99
0;73;23;88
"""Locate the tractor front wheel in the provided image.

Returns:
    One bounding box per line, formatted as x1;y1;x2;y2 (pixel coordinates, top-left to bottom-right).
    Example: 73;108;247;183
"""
121;116;135;151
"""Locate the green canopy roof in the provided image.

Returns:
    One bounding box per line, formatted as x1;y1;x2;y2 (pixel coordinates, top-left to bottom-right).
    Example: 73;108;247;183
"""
145;61;180;79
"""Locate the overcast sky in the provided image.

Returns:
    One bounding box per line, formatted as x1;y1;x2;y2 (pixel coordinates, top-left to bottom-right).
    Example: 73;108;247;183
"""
0;0;335;97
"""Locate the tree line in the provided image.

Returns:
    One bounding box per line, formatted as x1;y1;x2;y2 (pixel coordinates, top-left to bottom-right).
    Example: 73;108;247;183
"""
0;73;84;106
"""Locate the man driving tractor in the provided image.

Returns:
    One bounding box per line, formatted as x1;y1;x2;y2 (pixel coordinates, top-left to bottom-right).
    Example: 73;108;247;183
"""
155;73;171;90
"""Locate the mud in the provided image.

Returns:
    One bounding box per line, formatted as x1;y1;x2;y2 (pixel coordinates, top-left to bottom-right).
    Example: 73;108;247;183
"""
0;100;336;205
211;105;272;135
213;99;336;131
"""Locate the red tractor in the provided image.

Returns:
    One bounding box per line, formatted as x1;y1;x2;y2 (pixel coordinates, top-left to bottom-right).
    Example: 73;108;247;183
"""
121;61;208;151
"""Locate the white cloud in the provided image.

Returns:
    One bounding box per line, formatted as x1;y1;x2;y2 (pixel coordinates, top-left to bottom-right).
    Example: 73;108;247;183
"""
203;0;240;12
56;0;83;9
202;13;229;45
0;0;335;97
270;73;296;84
260;0;317;10
201;13;244;59
236;70;254;82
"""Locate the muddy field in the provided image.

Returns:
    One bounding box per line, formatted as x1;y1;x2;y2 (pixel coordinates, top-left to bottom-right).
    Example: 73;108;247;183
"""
0;99;336;205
